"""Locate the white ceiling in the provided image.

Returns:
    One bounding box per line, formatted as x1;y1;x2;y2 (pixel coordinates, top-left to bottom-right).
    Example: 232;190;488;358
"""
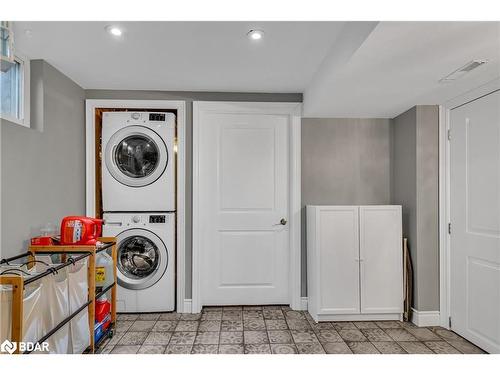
13;21;345;93
13;21;500;118
304;21;500;117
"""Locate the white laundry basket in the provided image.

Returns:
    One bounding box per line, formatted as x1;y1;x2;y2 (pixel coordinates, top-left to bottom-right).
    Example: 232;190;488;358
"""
67;258;90;354
35;257;71;354
0;266;45;350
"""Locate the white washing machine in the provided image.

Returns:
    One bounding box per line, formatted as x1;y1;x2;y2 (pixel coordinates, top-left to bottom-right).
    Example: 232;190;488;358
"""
103;212;175;312
101;111;175;212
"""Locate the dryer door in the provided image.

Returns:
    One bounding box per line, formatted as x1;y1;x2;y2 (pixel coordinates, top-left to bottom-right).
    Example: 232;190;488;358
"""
116;229;168;290
104;125;168;187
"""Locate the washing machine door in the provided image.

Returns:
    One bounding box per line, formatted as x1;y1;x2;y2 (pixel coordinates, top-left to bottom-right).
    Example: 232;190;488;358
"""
116;229;168;290
105;125;168;187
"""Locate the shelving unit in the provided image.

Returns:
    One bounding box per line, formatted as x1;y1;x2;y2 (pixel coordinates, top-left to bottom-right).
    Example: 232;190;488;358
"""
0;237;117;354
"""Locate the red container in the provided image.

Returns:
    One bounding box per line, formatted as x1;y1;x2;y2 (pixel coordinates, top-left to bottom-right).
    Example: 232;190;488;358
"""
31;236;55;246
95;298;111;323
60;216;103;246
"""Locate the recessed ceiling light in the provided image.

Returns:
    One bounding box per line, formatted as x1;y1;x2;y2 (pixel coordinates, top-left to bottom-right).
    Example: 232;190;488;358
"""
105;25;123;37
247;29;264;41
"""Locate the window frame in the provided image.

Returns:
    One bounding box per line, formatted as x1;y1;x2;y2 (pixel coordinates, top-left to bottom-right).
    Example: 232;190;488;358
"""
0;51;30;128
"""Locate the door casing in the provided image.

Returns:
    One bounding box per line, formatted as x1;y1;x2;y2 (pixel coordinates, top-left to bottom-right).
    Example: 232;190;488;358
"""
192;101;302;313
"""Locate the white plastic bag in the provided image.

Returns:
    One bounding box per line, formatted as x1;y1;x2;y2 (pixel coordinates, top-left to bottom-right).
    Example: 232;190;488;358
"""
67;258;90;354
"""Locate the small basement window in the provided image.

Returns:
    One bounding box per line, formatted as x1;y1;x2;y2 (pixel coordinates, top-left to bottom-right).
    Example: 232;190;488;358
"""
0;53;30;127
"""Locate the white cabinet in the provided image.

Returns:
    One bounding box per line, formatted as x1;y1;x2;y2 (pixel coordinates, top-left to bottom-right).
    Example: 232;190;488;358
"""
307;205;403;322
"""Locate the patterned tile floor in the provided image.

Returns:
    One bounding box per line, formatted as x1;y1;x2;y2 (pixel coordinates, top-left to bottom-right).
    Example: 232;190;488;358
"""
97;305;486;354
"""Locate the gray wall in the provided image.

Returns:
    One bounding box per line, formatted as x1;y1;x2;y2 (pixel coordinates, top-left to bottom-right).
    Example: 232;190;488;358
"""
301;118;392;296
391;105;440;311
85;90;302;298
1;60;86;258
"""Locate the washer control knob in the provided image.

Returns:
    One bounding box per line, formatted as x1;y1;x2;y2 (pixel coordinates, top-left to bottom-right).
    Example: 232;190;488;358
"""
131;112;140;120
132;215;141;223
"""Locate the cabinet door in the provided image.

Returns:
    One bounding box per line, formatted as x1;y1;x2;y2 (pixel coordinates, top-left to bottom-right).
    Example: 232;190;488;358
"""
317;207;360;315
359;206;403;314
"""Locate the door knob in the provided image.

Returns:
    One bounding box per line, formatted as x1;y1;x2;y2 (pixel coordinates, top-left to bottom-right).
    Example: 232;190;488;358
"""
278;218;287;226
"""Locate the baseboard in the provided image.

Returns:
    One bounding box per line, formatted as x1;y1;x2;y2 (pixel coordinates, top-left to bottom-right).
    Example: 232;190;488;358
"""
300;297;308;311
411;308;440;327
182;299;192;313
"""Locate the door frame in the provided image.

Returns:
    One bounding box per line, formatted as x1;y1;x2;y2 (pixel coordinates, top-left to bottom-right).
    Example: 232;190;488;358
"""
85;99;188;312
192;101;302;313
439;78;500;329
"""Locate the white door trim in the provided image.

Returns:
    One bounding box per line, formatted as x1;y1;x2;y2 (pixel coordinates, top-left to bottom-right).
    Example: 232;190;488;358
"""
439;78;500;329
192;101;302;313
85;99;188;312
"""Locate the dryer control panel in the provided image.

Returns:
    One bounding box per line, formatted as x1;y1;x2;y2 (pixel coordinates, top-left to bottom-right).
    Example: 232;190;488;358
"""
149;215;166;224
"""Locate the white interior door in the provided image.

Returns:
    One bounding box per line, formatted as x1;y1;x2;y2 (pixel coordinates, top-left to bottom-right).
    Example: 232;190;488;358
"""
195;103;290;306
450;89;500;354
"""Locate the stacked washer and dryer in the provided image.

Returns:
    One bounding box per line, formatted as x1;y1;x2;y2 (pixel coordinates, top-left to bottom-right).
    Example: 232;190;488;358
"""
101;111;176;313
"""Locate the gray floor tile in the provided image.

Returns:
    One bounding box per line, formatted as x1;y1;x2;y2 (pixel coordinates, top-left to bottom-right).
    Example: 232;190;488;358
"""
338;329;368;342
143;331;172;345
115;320;133;332
110;345;141;354
175;321;199;331
221;319;243;331
169;331;197;345
194;331;220;345
316;329;343;343
219;344;244;354
446;340;485;354
164;344;193;354
286;319;311;330
348;341;380;354
117;331;148;345
129;320;156;332
152;320;178;332
398;341;433;354
372;341;407;354
296;343;326;354
271;344;298;354
137;313;160;321
360;328;393;342
138;345;166;354
384;328;418;342
198;320;221;332
244;344;271;354
405;327;441;341
191;344;218;354
424;341;461;354
375;321;402;329
268;330;293;344
290;330;320;344
244;319;266;330
201;311;222;320
353;321;378;329
265;319;289;330
244;330;269;344
220;331;244;344
158;312;180;321
263;309;285;320
323;342;353;354
117;314;138;321
243;310;264;320
180;313;201;321
332;322;357;330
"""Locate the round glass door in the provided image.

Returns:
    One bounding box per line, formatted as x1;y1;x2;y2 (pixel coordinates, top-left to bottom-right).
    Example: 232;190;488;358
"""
116;229;168;290
105;126;168;187
114;134;159;178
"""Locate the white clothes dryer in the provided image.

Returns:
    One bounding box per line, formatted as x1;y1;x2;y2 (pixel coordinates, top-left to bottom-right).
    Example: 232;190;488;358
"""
101;111;175;212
